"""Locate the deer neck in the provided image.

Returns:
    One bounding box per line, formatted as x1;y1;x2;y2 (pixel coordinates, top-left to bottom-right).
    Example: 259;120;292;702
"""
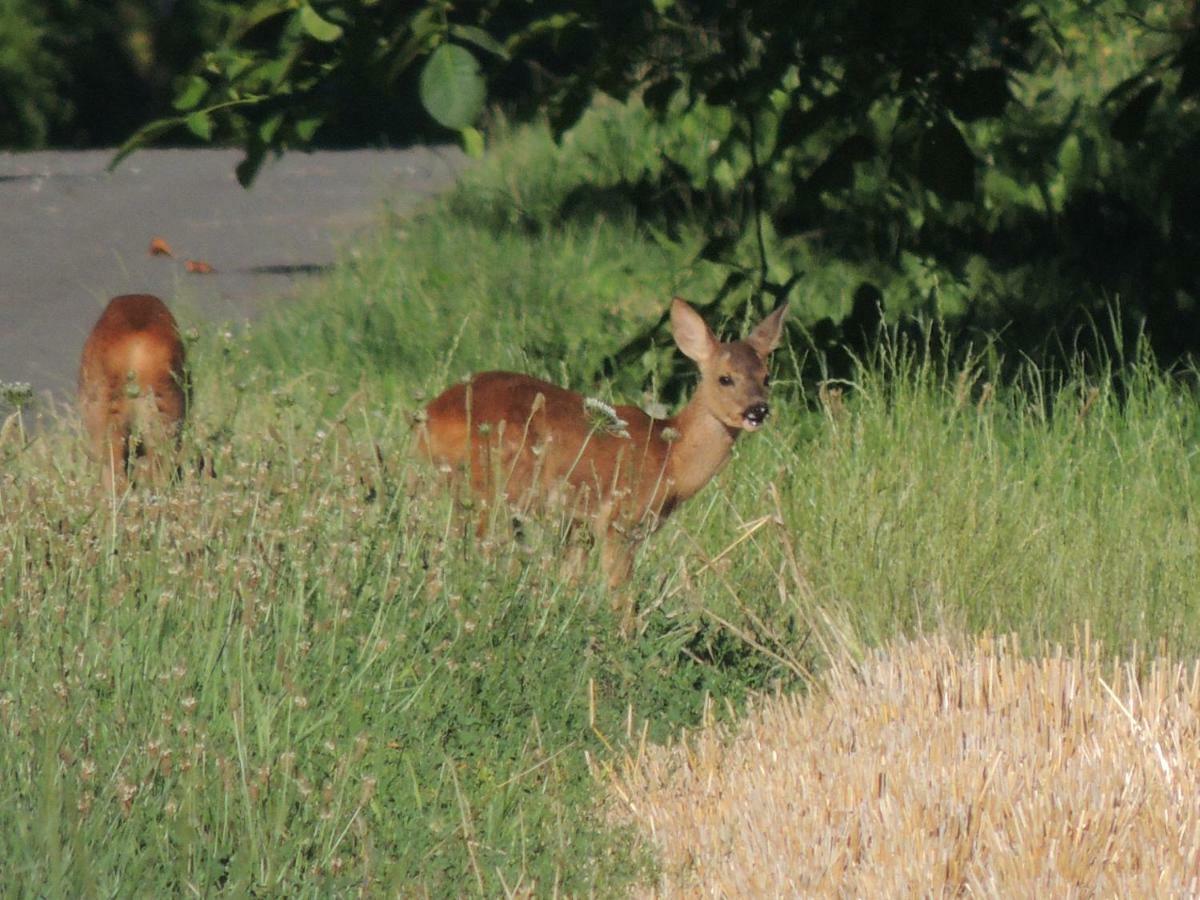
665;395;739;503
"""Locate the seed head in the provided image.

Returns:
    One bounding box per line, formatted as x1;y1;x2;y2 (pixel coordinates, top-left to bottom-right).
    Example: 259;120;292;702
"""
0;381;33;410
584;397;630;439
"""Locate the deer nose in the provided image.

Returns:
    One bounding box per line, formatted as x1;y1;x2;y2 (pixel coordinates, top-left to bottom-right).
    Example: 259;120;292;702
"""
743;402;770;429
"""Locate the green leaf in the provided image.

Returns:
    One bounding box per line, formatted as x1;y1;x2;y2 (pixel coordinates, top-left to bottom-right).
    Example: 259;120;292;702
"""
409;7;441;41
389;20;440;84
185;111;213;141
419;44;485;130
173;76;209;111
298;4;344;43
461;126;485;159
507;12;580;53
449;25;509;60
1057;134;1082;187
109;116;187;171
295;116;324;141
259;113;284;144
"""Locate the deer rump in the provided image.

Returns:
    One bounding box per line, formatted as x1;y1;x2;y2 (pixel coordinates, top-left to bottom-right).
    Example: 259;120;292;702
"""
78;294;187;488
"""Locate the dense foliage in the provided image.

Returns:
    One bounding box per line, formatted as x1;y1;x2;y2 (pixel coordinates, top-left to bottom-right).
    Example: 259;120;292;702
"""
4;1;1200;355
0;0;224;146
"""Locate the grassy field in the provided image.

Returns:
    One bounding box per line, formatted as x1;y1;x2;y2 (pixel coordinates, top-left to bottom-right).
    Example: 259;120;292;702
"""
2;112;1200;894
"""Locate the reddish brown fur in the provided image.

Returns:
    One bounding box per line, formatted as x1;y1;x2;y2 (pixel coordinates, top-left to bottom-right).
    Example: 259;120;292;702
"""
418;298;787;625
78;294;188;491
423;372;682;522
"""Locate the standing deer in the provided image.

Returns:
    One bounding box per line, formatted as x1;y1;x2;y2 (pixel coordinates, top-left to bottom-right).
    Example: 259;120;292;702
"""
78;294;188;492
418;298;788;624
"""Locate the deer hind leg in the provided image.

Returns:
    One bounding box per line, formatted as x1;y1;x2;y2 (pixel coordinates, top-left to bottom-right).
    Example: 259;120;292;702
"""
100;429;129;496
130;389;180;488
82;392;129;495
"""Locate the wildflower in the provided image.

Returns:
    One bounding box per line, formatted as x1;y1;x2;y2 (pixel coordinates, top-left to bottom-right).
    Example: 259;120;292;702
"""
584;397;630;438
643;399;669;419
117;778;138;815
0;381;33;410
360;776;377;804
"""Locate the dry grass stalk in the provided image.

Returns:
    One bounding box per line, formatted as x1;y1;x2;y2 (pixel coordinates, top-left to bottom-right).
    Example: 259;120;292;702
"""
613;632;1200;897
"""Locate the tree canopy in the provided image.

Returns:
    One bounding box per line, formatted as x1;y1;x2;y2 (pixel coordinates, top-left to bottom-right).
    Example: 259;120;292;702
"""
5;0;1200;363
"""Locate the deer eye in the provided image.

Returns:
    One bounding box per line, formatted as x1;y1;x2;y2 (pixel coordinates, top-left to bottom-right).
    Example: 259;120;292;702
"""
718;374;734;387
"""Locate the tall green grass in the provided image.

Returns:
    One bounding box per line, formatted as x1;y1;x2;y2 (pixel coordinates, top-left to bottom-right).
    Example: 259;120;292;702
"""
660;338;1200;663
3;114;1200;893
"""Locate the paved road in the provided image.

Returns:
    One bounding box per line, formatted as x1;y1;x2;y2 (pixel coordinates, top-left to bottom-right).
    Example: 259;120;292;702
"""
0;147;466;403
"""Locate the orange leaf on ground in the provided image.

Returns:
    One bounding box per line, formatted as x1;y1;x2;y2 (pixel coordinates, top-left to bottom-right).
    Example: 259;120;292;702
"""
184;259;215;274
148;237;173;257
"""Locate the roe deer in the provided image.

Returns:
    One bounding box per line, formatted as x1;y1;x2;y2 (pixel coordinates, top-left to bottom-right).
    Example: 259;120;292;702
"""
78;294;188;492
418;298;788;625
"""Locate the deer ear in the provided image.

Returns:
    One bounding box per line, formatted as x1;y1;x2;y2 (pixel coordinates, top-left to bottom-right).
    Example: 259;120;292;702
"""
746;302;789;357
670;298;718;363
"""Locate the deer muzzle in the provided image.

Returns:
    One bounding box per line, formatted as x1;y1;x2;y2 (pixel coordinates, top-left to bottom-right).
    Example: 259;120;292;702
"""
742;402;770;430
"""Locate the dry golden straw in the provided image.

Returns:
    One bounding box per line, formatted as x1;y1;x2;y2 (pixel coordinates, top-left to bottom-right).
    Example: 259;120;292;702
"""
613;632;1200;897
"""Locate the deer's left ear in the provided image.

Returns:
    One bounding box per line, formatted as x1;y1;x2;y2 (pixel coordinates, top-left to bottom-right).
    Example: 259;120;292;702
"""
746;302;789;357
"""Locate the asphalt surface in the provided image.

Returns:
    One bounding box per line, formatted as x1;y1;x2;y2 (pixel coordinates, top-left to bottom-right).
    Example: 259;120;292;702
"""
0;146;466;403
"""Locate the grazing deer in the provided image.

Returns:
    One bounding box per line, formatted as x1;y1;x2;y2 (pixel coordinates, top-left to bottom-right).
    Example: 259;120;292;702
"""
418;298;788;625
78;294;188;492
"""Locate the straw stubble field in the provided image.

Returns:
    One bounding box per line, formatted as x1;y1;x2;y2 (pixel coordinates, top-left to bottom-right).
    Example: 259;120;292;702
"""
613;632;1200;896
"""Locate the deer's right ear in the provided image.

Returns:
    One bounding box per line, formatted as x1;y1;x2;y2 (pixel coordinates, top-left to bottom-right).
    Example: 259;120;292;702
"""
670;298;718;363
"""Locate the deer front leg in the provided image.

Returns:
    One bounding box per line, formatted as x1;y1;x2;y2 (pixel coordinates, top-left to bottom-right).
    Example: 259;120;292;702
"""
600;528;638;634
